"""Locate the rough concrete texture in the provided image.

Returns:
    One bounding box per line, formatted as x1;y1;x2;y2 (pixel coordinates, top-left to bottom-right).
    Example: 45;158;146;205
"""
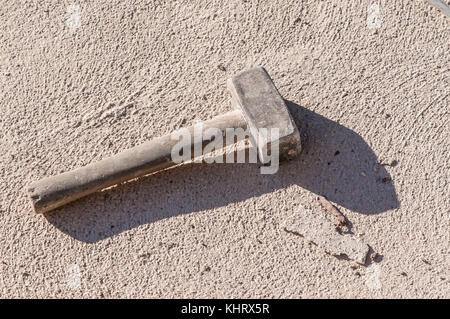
282;205;370;265
0;1;449;298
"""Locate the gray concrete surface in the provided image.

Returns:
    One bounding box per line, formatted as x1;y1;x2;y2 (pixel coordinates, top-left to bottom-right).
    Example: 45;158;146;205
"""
0;0;449;298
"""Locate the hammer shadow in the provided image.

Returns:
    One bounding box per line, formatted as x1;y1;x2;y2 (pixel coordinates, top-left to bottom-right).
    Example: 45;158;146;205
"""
45;101;399;243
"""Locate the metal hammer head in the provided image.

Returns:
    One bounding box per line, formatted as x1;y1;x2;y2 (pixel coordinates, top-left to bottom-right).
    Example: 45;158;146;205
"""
227;66;301;162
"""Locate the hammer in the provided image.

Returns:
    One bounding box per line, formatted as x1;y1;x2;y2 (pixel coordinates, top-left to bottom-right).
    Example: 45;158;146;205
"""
27;67;301;214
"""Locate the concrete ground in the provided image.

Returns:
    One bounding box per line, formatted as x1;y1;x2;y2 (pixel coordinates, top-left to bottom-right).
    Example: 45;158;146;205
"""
0;0;448;298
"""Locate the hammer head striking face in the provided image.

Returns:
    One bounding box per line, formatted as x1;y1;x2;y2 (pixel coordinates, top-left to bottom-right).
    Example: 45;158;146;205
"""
227;67;301;163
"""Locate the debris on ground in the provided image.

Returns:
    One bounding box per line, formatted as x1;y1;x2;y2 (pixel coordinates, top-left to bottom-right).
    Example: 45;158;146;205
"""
371;252;383;263
422;259;431;265
282;205;370;265
378;159;398;167
317;195;347;230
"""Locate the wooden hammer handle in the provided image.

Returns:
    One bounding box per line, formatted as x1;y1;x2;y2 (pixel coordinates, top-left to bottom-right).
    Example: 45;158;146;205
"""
27;110;246;214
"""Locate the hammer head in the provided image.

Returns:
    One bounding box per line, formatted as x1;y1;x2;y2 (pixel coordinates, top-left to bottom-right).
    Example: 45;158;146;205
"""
227;66;301;163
